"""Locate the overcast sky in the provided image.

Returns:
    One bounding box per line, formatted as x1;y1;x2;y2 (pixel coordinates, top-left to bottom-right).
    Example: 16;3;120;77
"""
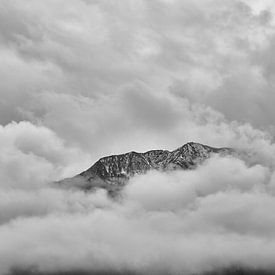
1;1;275;274
1;0;275;177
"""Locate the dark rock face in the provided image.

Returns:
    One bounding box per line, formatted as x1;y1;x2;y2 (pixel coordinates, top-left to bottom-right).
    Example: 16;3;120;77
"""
59;142;233;191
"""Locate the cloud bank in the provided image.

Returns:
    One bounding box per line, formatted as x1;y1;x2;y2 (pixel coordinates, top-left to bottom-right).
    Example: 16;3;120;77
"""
1;0;275;157
1;155;275;275
1;0;275;274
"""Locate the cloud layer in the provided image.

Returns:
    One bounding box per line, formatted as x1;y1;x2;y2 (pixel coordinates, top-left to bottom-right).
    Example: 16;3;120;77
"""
1;155;275;275
1;0;275;157
1;0;275;274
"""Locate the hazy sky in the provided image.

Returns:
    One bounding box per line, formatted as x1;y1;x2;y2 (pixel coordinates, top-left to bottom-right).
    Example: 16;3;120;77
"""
1;0;275;174
1;1;275;274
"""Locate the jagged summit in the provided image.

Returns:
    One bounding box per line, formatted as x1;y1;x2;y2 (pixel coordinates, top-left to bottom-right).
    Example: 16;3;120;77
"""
59;142;233;192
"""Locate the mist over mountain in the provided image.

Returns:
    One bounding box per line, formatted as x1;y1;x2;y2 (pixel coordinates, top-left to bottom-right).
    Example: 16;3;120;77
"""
2;0;275;275
1;138;275;275
59;142;234;192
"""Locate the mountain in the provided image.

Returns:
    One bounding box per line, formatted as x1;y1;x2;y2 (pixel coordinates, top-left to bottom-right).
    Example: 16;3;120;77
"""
58;142;233;193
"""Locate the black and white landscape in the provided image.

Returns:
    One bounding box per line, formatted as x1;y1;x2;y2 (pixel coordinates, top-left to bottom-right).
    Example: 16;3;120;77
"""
1;1;275;274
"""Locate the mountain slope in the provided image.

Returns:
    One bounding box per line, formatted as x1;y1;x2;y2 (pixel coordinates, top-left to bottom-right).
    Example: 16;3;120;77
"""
58;142;233;192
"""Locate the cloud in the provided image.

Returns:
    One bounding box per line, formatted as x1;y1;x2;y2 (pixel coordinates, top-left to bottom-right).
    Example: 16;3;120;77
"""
0;121;91;188
1;0;275;274
1;0;275;133
124;156;268;212
0;0;272;162
15;86;275;170
0;155;275;275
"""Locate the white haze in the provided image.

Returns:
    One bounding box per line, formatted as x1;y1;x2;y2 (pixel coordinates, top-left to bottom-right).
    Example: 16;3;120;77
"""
1;143;275;274
1;0;275;274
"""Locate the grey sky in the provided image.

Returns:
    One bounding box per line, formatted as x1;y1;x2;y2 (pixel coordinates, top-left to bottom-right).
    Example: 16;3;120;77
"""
1;2;275;274
1;0;275;162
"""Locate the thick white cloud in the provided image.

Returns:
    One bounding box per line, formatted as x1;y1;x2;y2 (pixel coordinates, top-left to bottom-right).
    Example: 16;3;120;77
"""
0;156;275;274
1;0;275;274
0;0;275;133
0;121;91;188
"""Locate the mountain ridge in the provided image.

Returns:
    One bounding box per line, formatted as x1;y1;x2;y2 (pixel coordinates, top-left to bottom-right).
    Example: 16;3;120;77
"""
58;142;234;192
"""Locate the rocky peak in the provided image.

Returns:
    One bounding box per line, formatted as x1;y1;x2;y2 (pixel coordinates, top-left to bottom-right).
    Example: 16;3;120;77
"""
59;142;233;191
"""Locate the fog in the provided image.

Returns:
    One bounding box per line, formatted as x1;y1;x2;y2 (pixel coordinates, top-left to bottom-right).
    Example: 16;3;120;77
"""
1;0;275;274
0;152;275;275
